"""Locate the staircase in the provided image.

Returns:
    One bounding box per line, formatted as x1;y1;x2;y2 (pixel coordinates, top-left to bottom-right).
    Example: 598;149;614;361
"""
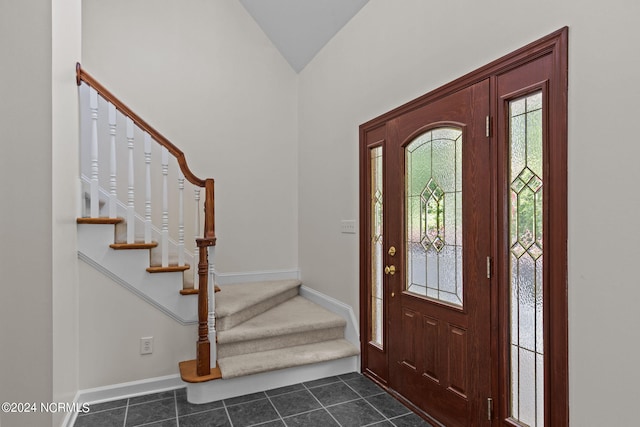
214;280;358;379
182;279;359;403
75;64;360;405
78;214;359;402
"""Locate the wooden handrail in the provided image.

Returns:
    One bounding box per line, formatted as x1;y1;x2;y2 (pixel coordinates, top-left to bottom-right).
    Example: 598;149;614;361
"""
76;63;205;188
77;63;216;377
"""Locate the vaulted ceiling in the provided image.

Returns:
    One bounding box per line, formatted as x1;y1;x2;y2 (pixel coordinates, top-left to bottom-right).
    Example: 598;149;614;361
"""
239;0;369;73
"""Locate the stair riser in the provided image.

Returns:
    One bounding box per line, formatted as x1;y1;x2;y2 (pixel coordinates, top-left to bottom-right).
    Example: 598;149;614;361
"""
217;326;345;358
216;287;299;331
218;338;360;379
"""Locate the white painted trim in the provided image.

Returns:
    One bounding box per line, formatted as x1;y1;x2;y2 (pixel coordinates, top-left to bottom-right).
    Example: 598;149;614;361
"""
60;396;80;427
60;357;359;423
214;269;300;285
77;247;197;325
60;374;184;427
78;221;302;325
299;285;360;349
187;356;358;404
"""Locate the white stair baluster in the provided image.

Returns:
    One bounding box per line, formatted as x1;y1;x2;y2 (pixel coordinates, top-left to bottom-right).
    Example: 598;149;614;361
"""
126;118;135;243
193;188;201;288
161;147;169;267
89;87;99;218
144;133;152;243
177;169;185;266
108;103;117;219
208;245;216;367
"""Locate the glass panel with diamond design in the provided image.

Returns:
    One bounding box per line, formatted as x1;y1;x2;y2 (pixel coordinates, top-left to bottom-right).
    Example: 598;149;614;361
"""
509;91;544;427
405;127;463;307
370;146;384;347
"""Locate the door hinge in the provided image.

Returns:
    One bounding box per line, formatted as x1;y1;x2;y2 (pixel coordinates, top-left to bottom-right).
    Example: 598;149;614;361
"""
486;256;492;279
485;115;491;137
487;397;493;421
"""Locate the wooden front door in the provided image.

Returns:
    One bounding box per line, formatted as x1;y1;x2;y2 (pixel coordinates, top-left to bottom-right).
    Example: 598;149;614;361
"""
386;80;491;427
360;29;568;427
359;79;491;426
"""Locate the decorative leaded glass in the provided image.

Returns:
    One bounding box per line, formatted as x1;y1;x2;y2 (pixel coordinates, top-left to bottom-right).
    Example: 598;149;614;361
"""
370;146;384;347
405;128;463;307
509;92;544;426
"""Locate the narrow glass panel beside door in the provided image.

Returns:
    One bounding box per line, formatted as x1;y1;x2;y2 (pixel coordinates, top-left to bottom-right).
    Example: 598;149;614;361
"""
405;128;463;307
509;91;544;426
370;146;384;347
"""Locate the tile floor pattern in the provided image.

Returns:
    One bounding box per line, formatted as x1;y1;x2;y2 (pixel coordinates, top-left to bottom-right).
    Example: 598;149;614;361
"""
73;373;434;427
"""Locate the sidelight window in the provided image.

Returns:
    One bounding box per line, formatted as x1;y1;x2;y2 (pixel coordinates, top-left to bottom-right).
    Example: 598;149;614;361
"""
370;146;384;347
509;91;544;426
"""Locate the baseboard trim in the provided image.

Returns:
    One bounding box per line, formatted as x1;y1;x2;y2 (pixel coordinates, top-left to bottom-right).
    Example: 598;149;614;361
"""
299;285;360;350
78;374;184;404
60;283;361;423
62;357;359;425
61;374;184;427
187;356;358;404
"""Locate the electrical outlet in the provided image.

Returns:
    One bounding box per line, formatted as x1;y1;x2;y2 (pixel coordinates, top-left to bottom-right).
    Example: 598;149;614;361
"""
140;337;153;355
341;220;357;234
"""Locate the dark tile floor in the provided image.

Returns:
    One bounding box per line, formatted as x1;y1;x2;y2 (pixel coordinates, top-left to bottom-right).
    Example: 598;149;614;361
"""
73;372;434;427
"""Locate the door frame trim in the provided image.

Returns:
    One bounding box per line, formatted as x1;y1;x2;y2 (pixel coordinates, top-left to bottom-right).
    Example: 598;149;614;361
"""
359;27;568;426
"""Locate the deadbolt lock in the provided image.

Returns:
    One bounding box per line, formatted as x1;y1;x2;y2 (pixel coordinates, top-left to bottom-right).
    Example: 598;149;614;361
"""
384;265;396;275
388;246;396;256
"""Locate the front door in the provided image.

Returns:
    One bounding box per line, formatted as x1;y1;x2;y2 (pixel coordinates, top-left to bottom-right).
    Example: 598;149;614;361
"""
364;80;492;426
389;80;491;427
360;29;568;427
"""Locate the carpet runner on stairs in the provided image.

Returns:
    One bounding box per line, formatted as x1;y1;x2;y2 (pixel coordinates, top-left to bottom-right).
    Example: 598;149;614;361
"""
214;280;359;379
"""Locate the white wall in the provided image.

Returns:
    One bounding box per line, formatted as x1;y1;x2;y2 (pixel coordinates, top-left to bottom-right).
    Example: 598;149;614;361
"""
0;1;53;426
82;0;299;274
298;0;640;424
52;1;82;425
78;261;196;388
77;0;299;392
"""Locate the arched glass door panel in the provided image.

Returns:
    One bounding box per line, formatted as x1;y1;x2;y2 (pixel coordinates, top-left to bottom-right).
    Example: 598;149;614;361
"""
405;127;463;307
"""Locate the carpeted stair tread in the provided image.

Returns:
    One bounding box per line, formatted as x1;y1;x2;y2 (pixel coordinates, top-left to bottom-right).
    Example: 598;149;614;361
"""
215;280;301;331
217;296;345;344
217;338;359;379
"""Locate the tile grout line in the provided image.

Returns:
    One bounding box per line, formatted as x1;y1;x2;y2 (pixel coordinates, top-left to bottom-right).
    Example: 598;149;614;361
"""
122;398;130;427
339;376;398;426
264;386;306;399
302;381;344;427
224;394;267;408
78;374;407;427
323;397;366;409
261;394;286;427
173;390;180;427
222;397;235;427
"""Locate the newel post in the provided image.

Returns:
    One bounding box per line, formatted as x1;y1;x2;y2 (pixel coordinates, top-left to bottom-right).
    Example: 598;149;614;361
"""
196;237;215;376
196;178;216;377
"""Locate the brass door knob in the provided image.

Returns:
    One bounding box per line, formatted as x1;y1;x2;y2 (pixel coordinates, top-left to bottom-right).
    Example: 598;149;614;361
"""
388;246;396;256
384;265;396;275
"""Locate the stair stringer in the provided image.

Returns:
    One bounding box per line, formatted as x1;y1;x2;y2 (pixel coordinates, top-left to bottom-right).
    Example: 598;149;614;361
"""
184;285;361;403
77;223;197;324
